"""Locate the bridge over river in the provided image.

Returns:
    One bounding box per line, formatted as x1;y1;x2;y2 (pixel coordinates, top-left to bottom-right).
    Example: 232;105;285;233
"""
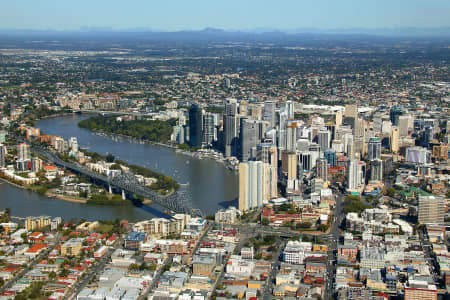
32;146;201;217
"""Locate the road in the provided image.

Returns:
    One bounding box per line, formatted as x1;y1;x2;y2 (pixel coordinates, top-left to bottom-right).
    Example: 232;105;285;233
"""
324;191;344;300
418;227;441;284
139;225;212;300
0;233;61;294
208;233;250;300
137;257;169;300
65;237;123;300
262;239;286;300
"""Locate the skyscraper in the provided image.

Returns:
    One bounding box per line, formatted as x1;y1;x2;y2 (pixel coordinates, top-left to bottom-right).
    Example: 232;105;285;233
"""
0;144;7;168
347;158;360;190
286;101;294;119
31;157;43;172
391;127;399;153
239;161;272;212
368;137;381;160
353;117;365;137
202;112;217;147
17;143;30;161
390;106;403;126
318;127;330;152
324;149;336;167
370;159;383;182
281;151;297;180
189;103;203;148
239;118;258;162
263;101;276;128
286;120;301;152
398;115;410;137
254;143;278;199
335;110;343;128
423;126;434;147
316;157;328;181
418;195;445;224
224;98;238;157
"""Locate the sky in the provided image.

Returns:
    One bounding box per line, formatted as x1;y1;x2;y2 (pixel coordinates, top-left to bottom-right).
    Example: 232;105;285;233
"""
1;0;450;31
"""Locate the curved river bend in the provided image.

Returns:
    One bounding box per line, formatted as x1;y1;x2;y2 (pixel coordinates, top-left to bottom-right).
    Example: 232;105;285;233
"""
0;115;238;221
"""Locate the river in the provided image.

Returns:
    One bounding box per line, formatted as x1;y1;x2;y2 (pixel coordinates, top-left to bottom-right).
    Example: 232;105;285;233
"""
0;114;238;221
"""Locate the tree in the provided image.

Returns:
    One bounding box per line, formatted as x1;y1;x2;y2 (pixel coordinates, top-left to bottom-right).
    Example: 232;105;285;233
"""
106;153;115;163
128;263;140;272
387;187;396;197
318;224;330;232
296;222;312;229
48;271;56;280
261;217;269;226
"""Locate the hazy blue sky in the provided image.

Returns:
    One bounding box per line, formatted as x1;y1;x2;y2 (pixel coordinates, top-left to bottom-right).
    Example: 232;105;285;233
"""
2;0;450;31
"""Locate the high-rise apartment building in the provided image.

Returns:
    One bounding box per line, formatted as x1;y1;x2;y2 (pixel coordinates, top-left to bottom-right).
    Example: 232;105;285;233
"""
316;157;328;181
0;144;7;168
224;98;239;157
324;149;336;167
239;161;264;212
370;159;383;182
398;115;411;137
347;158;364;191
418;195;445;224
189;103;203;148
202;112;217;147
17;143;30;161
353;117;365;137
368;137;382;160
31;157;43;173
391;127;399;153
239;118;259;162
318;127;330;152
281;151;297;180
285;101;294;119
263;101;276;128
390;106;404;126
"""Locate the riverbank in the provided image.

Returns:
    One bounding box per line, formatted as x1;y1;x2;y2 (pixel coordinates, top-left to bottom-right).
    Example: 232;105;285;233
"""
0;177;89;204
89;129;238;170
45;191;87;204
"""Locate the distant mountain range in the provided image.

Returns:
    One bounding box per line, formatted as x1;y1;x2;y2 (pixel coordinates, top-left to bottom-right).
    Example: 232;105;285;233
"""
0;27;449;39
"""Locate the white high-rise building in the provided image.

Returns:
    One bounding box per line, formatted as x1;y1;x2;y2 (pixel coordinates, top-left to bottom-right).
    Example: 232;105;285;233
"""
17;143;30;161
239;161;275;212
406;147;430;164
347;156;364;191
318;127;330;152
68;137;78;153
286;101;294;119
